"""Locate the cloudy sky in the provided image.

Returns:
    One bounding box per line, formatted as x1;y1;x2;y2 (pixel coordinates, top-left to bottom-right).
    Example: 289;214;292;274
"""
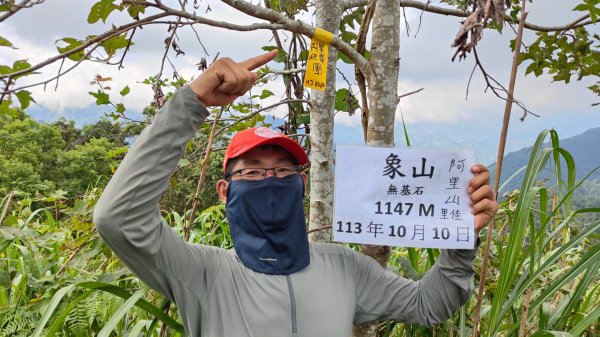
1;0;599;164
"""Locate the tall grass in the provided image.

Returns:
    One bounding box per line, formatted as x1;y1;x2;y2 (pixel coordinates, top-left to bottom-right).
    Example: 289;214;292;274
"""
0;187;229;336
0;130;598;336
480;130;599;337
383;130;599;337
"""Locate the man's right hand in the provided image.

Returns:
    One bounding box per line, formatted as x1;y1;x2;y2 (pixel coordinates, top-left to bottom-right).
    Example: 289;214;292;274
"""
189;50;278;107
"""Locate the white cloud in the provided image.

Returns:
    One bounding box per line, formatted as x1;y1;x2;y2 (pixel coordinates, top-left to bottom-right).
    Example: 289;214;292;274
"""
0;0;596;150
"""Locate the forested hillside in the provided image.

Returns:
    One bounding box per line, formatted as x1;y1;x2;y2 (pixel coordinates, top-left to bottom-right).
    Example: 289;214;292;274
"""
492;127;600;191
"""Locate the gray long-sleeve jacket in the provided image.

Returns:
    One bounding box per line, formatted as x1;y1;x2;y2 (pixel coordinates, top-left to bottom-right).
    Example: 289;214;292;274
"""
93;85;477;337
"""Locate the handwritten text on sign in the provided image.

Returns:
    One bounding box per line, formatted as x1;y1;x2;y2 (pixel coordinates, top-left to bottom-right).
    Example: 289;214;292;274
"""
333;145;476;249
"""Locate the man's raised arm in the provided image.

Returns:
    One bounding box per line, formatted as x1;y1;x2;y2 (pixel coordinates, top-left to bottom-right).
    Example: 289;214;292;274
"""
92;50;278;300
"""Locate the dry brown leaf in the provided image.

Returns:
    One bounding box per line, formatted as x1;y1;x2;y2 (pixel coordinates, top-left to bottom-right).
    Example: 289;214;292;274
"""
451;7;483;48
451;0;509;61
491;0;506;24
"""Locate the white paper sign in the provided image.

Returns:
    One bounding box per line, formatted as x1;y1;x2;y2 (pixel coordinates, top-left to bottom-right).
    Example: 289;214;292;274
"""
333;145;476;249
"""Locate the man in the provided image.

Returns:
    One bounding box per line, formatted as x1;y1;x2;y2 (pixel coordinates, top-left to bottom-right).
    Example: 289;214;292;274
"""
94;50;498;336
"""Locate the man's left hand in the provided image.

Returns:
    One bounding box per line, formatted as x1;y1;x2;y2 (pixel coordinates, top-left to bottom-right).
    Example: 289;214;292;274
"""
468;164;498;234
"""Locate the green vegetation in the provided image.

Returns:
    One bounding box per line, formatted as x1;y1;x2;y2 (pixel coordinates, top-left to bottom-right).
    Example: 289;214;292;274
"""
1;125;598;336
0;113;125;197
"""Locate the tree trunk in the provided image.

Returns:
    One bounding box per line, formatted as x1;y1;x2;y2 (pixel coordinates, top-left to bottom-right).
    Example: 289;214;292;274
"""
353;0;400;336
308;0;342;243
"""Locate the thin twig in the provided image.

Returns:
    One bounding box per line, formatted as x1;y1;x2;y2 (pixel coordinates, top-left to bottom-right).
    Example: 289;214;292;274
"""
471;2;528;336
336;67;360;117
307;225;332;234
184;17;210;56
0;43;102;98
397;87;424;100
0;0;44;22
174;98;311;173
465;63;477;100
355;0;375;142
154;19;182;108
269;67;306;75
116;27;138;70
185;108;223;240
518;288;533;337
54;58;65;91
414;0;432;37
213;99;311;140
56;231;95;276
0;13;171;80
344;0;593;32
471;47;538;118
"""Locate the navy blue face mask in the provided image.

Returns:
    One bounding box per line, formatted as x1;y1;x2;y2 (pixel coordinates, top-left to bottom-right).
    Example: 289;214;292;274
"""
225;174;310;275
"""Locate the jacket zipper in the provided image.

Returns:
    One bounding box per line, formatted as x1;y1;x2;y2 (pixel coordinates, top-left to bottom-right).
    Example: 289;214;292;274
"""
285;275;298;336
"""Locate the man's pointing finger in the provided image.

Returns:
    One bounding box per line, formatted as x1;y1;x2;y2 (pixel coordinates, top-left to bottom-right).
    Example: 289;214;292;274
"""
239;50;278;71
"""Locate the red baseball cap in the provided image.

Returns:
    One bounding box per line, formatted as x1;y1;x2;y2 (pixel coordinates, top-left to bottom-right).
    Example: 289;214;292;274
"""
223;127;308;170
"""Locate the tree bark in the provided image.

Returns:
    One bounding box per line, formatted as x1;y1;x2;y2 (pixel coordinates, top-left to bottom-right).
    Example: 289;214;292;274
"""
308;0;343;243
353;0;400;336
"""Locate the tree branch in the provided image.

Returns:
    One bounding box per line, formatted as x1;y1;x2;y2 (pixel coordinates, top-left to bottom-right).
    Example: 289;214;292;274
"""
355;0;376;142
219;0;372;78
185;107;223;241
470;47;538;119
397;87;424;99
176;98;312;171
2;0;370;96
214;99;311;140
0;0;44;23
136;0;286;31
0;12;171;80
268;67;306;75
0;16;288;96
0;44;102;96
344;0;594;32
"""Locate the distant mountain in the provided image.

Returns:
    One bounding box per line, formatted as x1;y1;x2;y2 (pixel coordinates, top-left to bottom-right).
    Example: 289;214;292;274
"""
491;127;600;193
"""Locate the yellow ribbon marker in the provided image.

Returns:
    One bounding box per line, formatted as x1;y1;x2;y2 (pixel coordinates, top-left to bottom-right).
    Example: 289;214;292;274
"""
304;27;333;91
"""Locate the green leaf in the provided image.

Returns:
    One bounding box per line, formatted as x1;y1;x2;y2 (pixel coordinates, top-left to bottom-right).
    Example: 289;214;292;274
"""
0;227;14;239
102;34;130;57
334;88;359;113
128;320;151;337
15;90;35;110
178;159;190;167
56;37;86;61
106;146;128;159
0;98;12;115
44;290;94;337
31;284;76;337
88;0;117;24
89;91;111;105
119;85;130;96
569;299;600;336
529;331;575;337
127;2;145;18
1;215;18;226
98;288;147;337
12;59;30;72
259;89;274;99
0;36;14;48
0;65;11;74
299;49;308;62
297;113;310;126
338;51;353;64
116;103;125;113
77;282;184;333
261;46;286;63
